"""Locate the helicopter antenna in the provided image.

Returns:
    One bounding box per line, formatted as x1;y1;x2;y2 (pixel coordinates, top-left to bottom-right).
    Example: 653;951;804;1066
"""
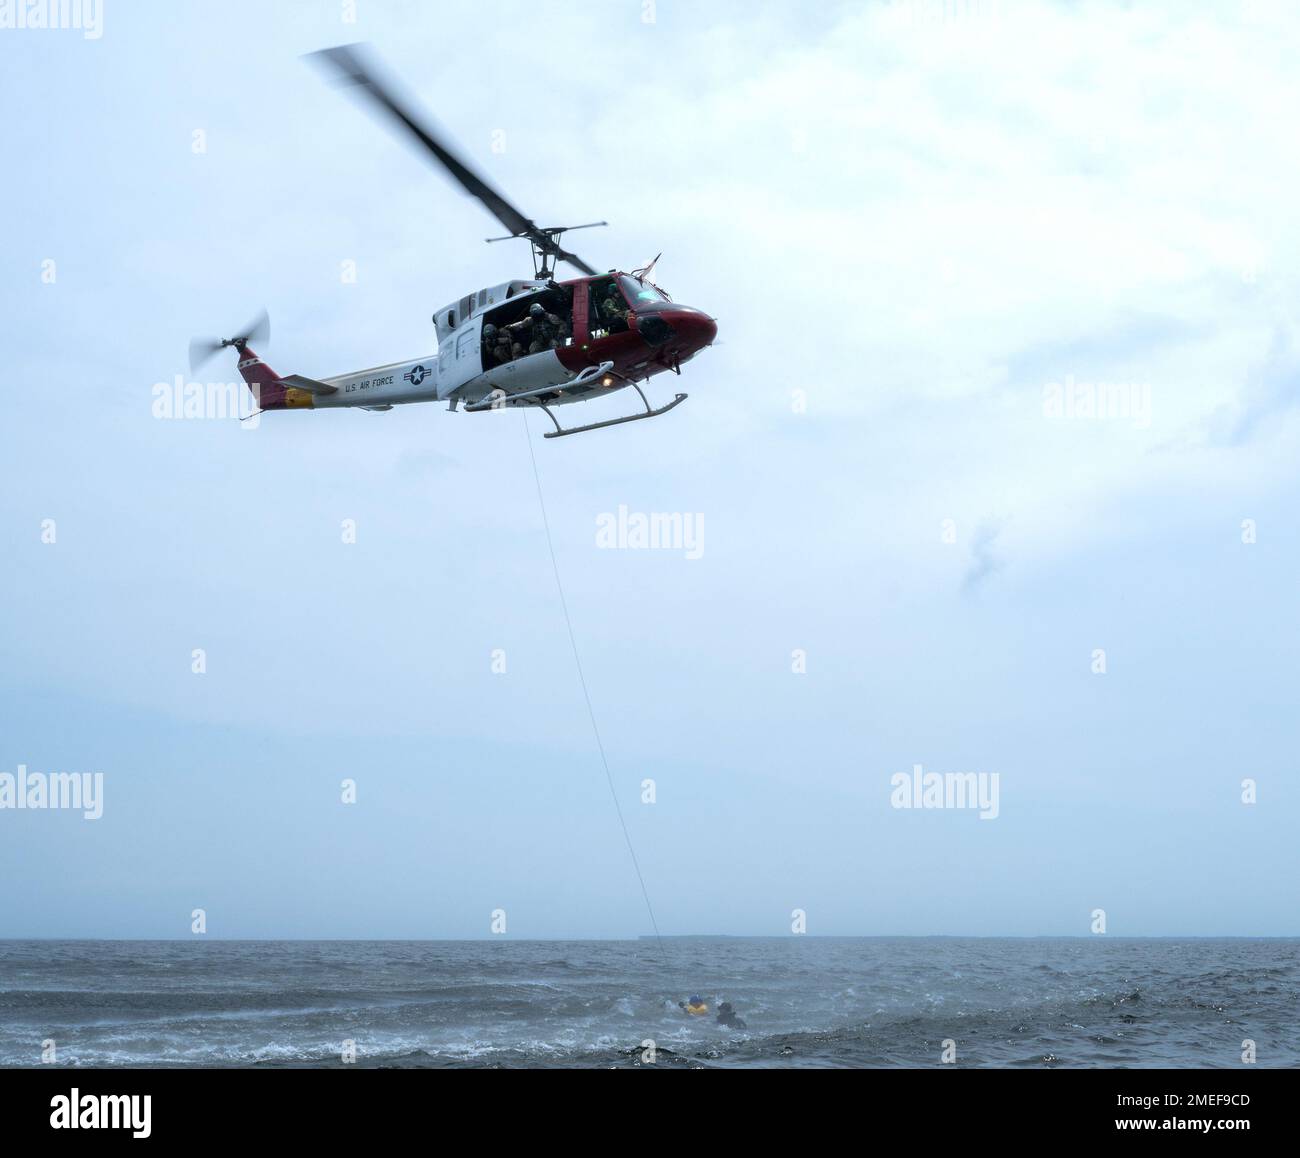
486;222;608;280
631;252;662;282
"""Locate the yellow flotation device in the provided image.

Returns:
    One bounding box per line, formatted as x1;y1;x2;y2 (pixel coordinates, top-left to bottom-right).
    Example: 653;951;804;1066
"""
684;1000;709;1016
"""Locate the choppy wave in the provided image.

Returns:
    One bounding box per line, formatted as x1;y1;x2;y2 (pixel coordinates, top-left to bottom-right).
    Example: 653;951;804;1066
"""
2;938;1296;1068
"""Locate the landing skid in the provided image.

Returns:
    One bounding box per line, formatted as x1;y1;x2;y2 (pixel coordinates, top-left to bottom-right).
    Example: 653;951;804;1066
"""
536;382;687;439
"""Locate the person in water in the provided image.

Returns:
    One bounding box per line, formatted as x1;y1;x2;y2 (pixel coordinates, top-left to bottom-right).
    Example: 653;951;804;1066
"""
679;995;709;1016
715;1001;747;1029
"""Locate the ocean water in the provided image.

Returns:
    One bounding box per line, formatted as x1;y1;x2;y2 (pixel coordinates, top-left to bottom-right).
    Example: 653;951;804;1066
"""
0;938;1295;1068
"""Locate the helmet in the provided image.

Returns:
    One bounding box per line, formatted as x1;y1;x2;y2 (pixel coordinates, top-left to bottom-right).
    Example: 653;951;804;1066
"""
482;324;497;338
529;302;544;318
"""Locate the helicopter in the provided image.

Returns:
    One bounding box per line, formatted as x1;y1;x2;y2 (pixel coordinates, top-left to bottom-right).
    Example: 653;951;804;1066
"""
188;45;718;439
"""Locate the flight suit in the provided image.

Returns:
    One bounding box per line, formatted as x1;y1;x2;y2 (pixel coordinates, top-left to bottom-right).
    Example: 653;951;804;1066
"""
601;296;629;331
491;334;516;365
528;312;564;354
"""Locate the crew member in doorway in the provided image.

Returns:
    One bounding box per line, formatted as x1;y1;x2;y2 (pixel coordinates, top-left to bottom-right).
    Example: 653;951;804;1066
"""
526;301;565;354
504;303;554;355
600;287;629;332
485;324;517;365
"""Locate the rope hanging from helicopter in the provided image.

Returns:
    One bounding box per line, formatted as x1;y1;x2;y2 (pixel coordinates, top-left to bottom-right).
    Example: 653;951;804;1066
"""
520;412;675;980
522;413;686;992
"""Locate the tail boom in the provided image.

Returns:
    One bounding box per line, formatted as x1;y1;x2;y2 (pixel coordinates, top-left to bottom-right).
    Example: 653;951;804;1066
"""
236;346;314;411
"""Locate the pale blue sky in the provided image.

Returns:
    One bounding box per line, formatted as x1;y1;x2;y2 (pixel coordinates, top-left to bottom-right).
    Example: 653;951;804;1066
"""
1;0;1297;937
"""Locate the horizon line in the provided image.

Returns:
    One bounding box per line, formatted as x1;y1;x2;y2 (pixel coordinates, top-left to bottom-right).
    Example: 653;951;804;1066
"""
1;934;1296;942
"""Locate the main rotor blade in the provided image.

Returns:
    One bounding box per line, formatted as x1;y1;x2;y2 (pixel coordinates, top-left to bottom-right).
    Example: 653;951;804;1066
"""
550;245;597;277
310;45;597;275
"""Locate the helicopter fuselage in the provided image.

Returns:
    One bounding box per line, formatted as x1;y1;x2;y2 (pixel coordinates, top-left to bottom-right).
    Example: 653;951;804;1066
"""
246;271;717;422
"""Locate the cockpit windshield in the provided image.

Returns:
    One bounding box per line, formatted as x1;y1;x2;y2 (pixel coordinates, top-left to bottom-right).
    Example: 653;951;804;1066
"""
619;275;671;307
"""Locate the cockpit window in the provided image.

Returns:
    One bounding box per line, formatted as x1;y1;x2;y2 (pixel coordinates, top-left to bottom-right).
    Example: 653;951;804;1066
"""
619;275;670;305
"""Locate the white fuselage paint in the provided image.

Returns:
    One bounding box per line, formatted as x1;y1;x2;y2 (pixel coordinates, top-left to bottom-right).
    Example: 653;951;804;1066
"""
311;313;573;410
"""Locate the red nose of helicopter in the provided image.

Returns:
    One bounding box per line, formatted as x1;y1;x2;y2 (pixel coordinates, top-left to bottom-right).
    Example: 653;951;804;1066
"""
635;306;718;360
665;308;718;353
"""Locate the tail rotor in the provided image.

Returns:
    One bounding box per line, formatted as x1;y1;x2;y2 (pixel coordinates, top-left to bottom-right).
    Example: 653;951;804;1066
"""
188;309;270;372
